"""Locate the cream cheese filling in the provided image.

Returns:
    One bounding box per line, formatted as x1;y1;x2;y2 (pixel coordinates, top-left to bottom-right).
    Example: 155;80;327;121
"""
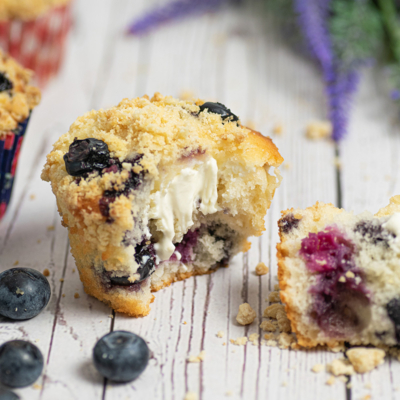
149;156;219;262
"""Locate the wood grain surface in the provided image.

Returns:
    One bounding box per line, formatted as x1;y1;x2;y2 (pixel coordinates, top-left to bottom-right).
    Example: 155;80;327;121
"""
0;0;398;399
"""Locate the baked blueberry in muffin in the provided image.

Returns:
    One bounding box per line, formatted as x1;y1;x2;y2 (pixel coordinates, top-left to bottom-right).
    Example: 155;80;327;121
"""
42;93;283;316
277;196;400;348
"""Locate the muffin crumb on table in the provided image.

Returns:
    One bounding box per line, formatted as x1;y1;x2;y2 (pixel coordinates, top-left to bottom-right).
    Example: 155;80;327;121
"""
255;262;269;276
236;303;256;325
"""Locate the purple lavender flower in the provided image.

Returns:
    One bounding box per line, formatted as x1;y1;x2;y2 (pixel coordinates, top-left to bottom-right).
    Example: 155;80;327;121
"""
128;0;227;35
293;0;360;141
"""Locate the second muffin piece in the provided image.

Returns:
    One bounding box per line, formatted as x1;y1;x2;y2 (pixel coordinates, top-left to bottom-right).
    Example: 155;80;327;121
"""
42;93;283;316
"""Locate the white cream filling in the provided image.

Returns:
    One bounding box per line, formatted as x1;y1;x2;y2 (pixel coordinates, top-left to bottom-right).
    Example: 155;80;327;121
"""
149;156;219;262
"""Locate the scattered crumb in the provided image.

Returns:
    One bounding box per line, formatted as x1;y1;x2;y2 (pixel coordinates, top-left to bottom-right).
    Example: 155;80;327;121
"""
249;333;259;345
59;278;64;282
311;364;324;373
222;342;226;346
231;337;248;346
346;382;352;389
74;293;80;299
260;320;277;332
268;291;281;303
346;347;385;374
108;314;113;319
333;156;341;169
276;310;291;333
264;333;275;340
278;333;295;349
188;350;206;363
13;260;19;266
15;288;24;295
327;358;355;376
236;303;256;325
326;375;335;385
338;376;347;383
345;271;355;279
362;396;371;400
183;321;187;325
225;391;233;396
273;123;283;135
47;225;55;231
32;384;42;390
217;331;224;338
266;340;277;347
263;304;285;319
29;194;36;200
62;294;65;298
72;269;76;273
283;162;291;170
305;120;332;140
43;269;50;277
274;284;280;291
255;262;269;276
184;391;198;400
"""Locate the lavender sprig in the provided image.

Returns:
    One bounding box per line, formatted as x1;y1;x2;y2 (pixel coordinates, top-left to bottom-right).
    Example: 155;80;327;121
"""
128;0;227;35
293;0;359;141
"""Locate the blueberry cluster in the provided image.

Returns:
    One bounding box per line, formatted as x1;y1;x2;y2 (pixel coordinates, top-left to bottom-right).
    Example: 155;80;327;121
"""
300;226;371;337
109;241;156;286
198;102;239;122
278;213;301;234
354;220;393;246
386;298;400;343
0;72;13;92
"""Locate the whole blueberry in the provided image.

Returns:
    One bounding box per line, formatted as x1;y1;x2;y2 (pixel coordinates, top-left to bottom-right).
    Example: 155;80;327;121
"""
0;268;51;320
0;388;20;400
199;102;239;122
387;298;400;342
0;341;43;388
64;138;110;176
93;331;149;382
0;73;13;92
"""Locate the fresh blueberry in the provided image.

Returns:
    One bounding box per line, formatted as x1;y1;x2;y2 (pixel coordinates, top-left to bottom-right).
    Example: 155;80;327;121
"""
0;268;51;320
109;242;155;286
0;73;13;92
0;388;20;400
386;298;400;342
64;138;110;176
278;213;301;234
93;331;149;382
0;341;43;388
199;102;239;122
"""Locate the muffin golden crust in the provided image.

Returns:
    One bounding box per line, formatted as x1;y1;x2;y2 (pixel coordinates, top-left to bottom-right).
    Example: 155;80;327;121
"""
0;50;41;135
0;0;70;21
277;196;400;348
42;93;283;317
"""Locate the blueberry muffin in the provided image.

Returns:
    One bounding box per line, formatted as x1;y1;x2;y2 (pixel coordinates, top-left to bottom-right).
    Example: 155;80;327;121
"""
0;0;72;87
277;197;400;348
42;93;283;316
0;50;41;220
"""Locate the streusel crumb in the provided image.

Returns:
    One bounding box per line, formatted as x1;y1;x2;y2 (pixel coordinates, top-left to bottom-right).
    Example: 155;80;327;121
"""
260;320;277;332
263;303;285;319
184;392;198;400
326;376;335;386
276;310;291;333
327;359;355;376
249;333;259;345
268;291;281;303
278;333;295;349
217;331;224;338
305;120;332;140
231;337;248;346
255;262;269;276
187;351;206;363
236;303;256;325
311;364;324;373
346;348;385;374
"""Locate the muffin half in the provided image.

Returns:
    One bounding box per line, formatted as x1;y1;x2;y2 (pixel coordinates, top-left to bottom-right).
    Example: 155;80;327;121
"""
42;93;283;316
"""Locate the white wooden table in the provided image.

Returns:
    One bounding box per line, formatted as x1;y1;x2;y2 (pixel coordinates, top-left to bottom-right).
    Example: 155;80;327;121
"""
1;1;399;399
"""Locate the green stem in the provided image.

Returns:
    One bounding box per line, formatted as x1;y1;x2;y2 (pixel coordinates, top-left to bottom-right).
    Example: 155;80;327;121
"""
377;0;400;62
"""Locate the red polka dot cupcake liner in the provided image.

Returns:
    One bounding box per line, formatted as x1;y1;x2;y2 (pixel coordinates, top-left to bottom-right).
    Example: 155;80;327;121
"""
0;4;72;87
0;116;30;221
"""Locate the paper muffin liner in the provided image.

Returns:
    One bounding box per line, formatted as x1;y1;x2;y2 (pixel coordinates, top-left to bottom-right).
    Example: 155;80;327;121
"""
0;116;30;220
0;4;72;87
